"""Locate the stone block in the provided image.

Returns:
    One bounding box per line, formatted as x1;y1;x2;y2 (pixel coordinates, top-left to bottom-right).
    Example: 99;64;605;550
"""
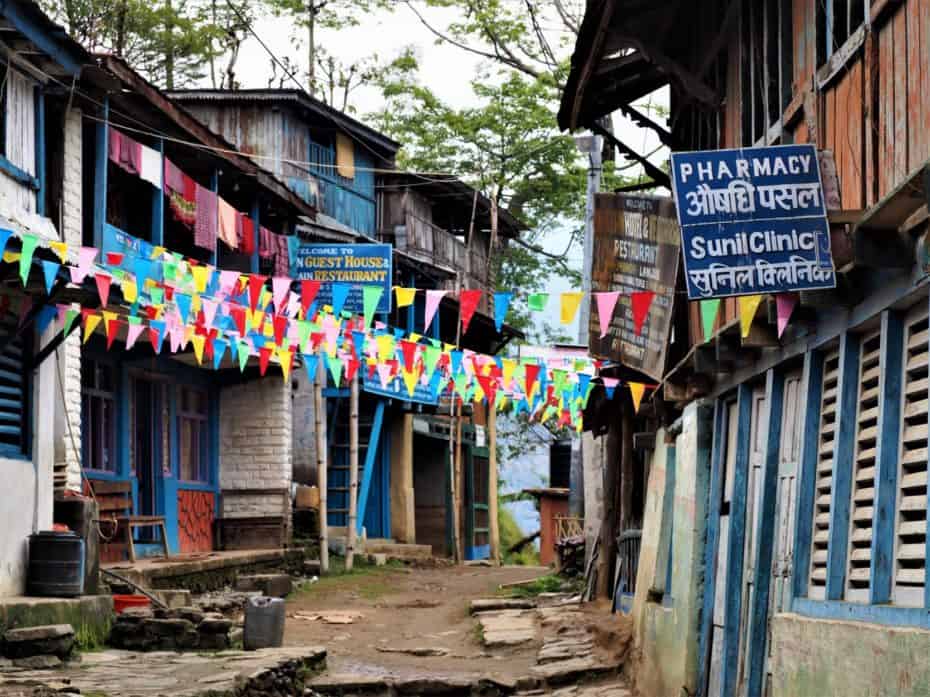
470;598;537;614
197;632;230;651
199;617;233;634
175;607;205;625
152;589;192;609
234;574;293;598
12;654;62;669
142;618;195;637
3;624;75;659
367;553;388;567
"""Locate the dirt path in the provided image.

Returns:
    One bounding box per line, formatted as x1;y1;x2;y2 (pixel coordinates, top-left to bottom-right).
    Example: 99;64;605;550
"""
284;564;550;681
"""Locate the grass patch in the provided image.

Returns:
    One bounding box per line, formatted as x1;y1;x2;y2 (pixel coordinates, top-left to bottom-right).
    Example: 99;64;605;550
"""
499;574;575;598
74;620;109;652
499;506;540;566
296;555;405;601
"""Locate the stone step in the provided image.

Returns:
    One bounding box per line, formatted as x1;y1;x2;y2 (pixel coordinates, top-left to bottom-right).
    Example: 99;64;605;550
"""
2;624;75;660
363;542;432;559
234;573;293;598
470;598;537;614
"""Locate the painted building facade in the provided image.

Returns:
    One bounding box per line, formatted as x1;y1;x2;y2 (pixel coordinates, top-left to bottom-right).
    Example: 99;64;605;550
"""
561;1;930;696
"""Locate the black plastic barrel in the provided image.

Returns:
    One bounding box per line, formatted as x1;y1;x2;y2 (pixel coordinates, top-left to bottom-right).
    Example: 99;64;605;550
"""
27;531;85;597
244;596;286;650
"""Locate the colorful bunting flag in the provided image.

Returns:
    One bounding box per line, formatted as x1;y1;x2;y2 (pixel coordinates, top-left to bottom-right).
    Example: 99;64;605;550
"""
594;291;620;338
493;292;513;332
776;293;797;338
629;382;646;413
331;283;350;316
459;289;482;335
528;293;548;311
362;286;383;328
424;289;447;333
630;290;655;336
738;294;764;338
700;299;720;343
395;287;416;308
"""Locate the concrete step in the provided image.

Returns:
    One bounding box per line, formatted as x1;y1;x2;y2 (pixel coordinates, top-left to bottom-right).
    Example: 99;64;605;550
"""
363;541;432;559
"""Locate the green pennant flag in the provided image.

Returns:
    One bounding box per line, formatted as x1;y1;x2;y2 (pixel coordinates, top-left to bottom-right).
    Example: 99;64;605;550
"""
552;369;567;393
326;352;344;387
127;316;141;325
63;308;79;336
423;345;441;380
149;287;164;305
297;320;312;352
237;342;250;372
18;234;39;286
528;293;548;311
700;299;721;342
582;382;595;409
362;286;383;328
454;376;470;403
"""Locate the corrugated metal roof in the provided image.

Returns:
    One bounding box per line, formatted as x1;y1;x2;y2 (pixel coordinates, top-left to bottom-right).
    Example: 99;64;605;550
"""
167;89;400;163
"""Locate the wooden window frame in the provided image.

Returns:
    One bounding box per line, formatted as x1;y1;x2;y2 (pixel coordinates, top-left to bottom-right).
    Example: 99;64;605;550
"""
0;312;32;460
177;385;210;484
81;358;118;473
741;0;794;146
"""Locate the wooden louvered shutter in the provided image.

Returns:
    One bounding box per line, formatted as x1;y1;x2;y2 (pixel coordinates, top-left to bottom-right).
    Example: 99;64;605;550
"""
809;347;840;599
894;305;929;606
846;331;882;601
0;312;30;457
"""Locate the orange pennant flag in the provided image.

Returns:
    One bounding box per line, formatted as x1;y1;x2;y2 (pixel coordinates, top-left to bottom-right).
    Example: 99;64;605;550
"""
629;382;646;413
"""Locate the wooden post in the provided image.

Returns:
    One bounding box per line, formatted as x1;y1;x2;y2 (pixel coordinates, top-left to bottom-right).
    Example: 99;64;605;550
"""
346;370;359;571
488;402;500;564
314;356;329;574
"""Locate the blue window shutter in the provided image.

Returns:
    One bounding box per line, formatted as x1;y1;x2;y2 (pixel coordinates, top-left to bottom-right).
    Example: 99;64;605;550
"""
0;313;30;457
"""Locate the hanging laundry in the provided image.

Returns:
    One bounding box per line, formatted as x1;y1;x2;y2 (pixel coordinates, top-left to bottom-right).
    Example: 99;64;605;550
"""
169;173;197;229
274;233;289;277
194;183;218;254
112;127;142;174
238;212;255;255
108;127;122;165
163;158;185;195
217;197;238;249
139;145;162;189
259;226;275;259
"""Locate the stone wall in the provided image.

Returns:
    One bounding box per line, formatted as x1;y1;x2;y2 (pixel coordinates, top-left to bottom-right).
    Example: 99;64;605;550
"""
54;107;83;494
770;613;930;697
219;379;292;521
630;401;712;697
291;374;317;486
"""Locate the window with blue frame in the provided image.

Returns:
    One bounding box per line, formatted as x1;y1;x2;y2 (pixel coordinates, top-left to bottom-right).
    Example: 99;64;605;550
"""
0;307;30;458
81;358;117;472
178;386;209;483
800;296;930;620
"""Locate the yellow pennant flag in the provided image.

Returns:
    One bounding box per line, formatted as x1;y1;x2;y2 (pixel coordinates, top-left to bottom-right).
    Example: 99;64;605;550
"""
249;309;264;331
83;314;101;343
395;287;417;308
738;294;764;338
122;280;138;303
49;241;68;263
191;293;202;316
191;266;210;293
183;325;195;349
560;292;584;324
279;347;293;382
191;334;206;365
150;246;166;260
3;251;20;263
376;334;395;361
402;367;419;397
502;358;516;388
409;332;422;343
629;382;646;413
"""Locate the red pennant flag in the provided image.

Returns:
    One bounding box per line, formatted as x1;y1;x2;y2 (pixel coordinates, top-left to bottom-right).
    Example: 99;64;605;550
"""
368;362;378;379
163;285;175;302
346;357;360;383
400;340;418;371
524;363;541;398
300;280;322;316
476;374;498;405
259;346;273;376
630;290;655;336
105;319;120;350
148;328;161;354
95;273;112;308
230;305;247;337
459;289;482;334
248;275;266;311
105;252;124;266
272;315;289;346
386;359;399;377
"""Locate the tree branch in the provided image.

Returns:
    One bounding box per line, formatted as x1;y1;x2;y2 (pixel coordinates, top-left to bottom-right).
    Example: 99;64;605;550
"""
552;0;580;35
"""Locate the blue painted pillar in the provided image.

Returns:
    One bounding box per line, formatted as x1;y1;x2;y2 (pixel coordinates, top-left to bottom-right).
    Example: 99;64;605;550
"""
163;382;180;554
721;383;753;697
826;331;861;600
250;198;260;274
93;96;109;249
746;369;785;697
34;86;45;216
792;349;826;600
210;169;219;265
871;311;905;604
151;138;164;245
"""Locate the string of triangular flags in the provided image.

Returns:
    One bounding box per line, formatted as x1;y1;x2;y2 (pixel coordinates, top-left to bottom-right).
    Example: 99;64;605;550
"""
699;292;798;342
0;230;661;433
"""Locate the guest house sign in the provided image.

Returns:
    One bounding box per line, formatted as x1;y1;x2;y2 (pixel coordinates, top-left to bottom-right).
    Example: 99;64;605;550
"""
670;144;835;299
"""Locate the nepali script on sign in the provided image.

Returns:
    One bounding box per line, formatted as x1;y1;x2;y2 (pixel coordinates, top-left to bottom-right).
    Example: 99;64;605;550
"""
670;144;836;299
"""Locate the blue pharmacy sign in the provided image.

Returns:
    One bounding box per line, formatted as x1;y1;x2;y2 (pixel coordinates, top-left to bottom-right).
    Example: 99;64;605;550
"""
670;144;835;299
295;243;392;313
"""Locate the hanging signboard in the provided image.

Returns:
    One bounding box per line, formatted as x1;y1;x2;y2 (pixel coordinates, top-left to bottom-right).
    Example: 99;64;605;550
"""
295;243;392;313
590;194;680;381
670;144;835;299
363;370;440;405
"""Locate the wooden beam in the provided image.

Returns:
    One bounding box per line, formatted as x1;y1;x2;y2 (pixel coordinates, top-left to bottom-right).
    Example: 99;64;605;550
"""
589;121;671;189
314;357;329;574
617;102;676;147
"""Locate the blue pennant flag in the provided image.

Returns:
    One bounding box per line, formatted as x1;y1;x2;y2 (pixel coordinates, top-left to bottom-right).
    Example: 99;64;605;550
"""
331;283;350;316
302;353;319;382
149;320;166;354
493;292;513;332
41;260;60;294
352;331;366;363
450;350;463;376
212;337;228;370
35;305;57;336
174;292;192;323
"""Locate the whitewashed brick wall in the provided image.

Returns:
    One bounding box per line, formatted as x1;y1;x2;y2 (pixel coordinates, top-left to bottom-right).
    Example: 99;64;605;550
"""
220;378;293;520
54;108;83;493
291;374;318;486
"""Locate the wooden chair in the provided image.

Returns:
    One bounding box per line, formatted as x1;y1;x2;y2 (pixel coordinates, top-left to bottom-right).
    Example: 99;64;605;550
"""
91;480;170;562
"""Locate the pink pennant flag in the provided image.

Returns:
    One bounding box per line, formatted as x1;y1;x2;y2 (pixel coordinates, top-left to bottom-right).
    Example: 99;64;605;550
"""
95;273;112;308
377;362;393;389
286;292;300;318
201;298;218;329
424;290;448;332
79;246;98;269
218;270;240;297
272;277;291;314
125;323;146;350
594;291;621;338
776;293;798;338
69;265;88;285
